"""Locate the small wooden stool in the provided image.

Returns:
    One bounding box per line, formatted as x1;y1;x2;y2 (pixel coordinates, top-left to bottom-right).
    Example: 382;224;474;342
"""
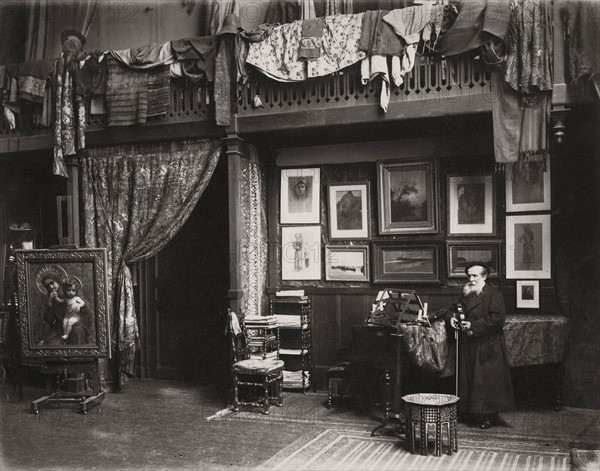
402;393;459;456
326;362;352;408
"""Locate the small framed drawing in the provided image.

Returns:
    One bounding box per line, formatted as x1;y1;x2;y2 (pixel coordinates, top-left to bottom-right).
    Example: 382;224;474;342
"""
372;241;441;284
377;160;438;234
516;280;540;309
447;174;495;236
15;248;111;359
506;161;551;212
325;245;369;282
281;226;321;280
280;168;320;224
506;214;551;279
447;241;501;278
328;182;370;239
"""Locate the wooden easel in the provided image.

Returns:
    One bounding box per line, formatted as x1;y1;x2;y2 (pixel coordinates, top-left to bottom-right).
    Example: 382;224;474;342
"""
26;358;104;415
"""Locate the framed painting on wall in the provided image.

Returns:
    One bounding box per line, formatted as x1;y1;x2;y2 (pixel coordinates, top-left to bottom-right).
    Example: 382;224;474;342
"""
506;161;551;212
325;245;369;282
372;241;441;284
506;214;551;279
446;241;501;278
280;168;321;224
281;226;321;280
377;160;438;234
15;248;111;359
327;182;370;240
447;174;495;236
516;280;540;309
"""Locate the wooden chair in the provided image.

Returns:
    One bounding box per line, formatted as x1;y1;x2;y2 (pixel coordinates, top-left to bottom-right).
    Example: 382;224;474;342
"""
228;310;284;414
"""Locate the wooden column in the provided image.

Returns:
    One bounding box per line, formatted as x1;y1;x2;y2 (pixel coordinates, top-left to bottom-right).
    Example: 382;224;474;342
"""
223;135;248;316
65;155;81;246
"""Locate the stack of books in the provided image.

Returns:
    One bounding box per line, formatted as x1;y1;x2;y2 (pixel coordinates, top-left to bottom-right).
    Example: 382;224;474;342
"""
244;315;279;360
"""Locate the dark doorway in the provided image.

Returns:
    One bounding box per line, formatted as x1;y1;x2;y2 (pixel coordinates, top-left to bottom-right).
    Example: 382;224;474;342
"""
138;157;229;384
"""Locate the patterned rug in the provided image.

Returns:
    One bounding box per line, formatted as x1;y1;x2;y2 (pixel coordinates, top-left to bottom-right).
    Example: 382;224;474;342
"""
259;429;570;471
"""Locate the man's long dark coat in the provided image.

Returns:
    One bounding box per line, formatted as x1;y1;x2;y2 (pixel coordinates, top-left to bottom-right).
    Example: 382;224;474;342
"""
457;284;515;415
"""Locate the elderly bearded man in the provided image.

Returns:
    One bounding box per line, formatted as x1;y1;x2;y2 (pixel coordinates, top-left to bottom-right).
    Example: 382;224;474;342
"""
450;262;515;429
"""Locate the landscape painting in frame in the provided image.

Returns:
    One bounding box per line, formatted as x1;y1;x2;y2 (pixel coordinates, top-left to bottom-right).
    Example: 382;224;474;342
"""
447;241;501;278
506;214;551;279
15;248;110;358
372;242;440;284
447;174;495;236
325;245;369;282
280;168;321;224
506;161;551;212
281;226;321;280
328;182;370;240
377;160;437;234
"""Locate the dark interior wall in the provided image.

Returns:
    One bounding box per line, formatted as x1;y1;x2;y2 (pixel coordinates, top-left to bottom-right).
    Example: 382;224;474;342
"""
0;3;26;65
0;151;63;249
558;105;600;409
268;142;559;389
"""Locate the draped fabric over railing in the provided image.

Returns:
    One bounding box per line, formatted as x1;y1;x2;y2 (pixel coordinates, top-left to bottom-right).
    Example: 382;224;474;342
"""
81;138;222;386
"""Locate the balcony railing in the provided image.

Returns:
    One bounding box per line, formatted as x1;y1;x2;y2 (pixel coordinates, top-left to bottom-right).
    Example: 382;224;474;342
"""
0;53;497;147
238;52;491;118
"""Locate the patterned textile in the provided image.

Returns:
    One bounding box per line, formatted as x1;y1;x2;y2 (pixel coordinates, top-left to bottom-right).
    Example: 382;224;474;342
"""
53;53;86;178
214;35;237;126
491;67;550;169
233;358;285;374
81;139;222;387
246;13;365;82
561;0;600;94
359;10;405;56
105;57;170;126
442;314;569;376
505;0;553;94
299;18;325;60
239;146;269;318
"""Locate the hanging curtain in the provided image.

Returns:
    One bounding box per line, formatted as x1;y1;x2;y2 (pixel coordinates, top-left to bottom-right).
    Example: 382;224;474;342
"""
239;145;269;317
81;139;222;387
25;0;48;61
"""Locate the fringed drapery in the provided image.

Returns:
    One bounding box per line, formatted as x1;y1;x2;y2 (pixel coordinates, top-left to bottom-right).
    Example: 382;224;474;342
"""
81;139;222;387
491;0;552;180
239;145;269;317
53;52;86;178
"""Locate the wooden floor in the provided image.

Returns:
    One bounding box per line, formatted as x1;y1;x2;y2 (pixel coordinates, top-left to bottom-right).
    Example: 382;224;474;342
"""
1;379;599;470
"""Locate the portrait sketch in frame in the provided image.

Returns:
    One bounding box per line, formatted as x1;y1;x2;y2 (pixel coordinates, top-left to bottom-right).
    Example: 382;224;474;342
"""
506;161;551;212
447;241;501;279
506;214;551;279
328;182;370;240
280;168;320;224
281;226;321;280
372;241;440;284
447;174;495;236
516;280;540;309
377;160;438;234
325;245;369;282
15;248;111;358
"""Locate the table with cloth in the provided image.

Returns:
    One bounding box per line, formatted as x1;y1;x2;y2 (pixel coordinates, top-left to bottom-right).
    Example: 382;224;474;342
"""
442;314;569;409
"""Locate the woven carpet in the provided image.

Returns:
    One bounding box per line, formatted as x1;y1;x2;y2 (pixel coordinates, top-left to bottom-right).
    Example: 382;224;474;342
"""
260;428;570;471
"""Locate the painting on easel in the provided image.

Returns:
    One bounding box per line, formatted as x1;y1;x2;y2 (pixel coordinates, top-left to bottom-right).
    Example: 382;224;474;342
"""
15;248;110;359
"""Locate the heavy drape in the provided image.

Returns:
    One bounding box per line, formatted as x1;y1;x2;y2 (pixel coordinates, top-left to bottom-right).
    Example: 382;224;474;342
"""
81;139;222;386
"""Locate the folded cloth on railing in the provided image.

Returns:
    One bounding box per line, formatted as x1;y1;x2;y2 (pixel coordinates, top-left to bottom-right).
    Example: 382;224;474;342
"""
105;57;170;126
435;1;511;57
5;59;54;104
109;42;175;69
361;55;390;112
246;13;365;82
171;36;218;82
359;10;405;56
383;4;445;46
299;18;325;60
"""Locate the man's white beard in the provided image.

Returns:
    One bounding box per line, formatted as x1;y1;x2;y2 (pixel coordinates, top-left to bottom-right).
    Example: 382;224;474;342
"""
471;280;486;295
